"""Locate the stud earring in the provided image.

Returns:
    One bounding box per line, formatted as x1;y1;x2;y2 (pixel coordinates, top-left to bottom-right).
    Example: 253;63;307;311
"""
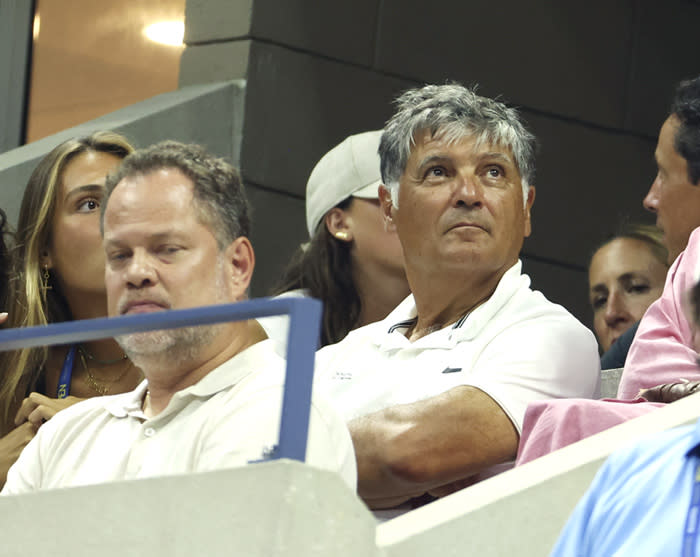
335;231;350;241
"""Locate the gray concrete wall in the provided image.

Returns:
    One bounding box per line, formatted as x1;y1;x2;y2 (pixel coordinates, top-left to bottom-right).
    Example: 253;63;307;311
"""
0;81;245;225
180;0;700;327
0;460;379;557
0;0;33;153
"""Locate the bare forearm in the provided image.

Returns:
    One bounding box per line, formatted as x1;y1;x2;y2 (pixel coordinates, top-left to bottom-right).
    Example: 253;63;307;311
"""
349;386;518;504
350;412;428;504
350;406;475;501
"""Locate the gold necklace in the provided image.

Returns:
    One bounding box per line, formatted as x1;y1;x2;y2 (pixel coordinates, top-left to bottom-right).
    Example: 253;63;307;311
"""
78;350;132;395
78;344;128;366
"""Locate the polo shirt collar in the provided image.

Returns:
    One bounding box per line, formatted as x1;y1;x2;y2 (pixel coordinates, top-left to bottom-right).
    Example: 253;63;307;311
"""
453;261;527;341
104;380;148;418
378;261;526;350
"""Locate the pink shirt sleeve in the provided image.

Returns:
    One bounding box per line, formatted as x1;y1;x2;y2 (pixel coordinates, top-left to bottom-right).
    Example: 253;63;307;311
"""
618;227;700;399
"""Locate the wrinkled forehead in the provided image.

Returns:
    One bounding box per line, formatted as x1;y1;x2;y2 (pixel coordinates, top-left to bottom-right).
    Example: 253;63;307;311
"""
404;127;520;173
410;126;518;164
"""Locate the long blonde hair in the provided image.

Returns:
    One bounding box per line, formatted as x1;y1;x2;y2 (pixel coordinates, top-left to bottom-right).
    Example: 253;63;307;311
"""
0;131;134;431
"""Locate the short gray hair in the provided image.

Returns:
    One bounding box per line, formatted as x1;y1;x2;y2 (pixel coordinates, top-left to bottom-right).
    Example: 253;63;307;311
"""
379;83;536;205
102;141;250;249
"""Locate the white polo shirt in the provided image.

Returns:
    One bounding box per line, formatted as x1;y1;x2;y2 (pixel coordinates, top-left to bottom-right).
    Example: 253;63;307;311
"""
315;261;600;432
3;340;356;494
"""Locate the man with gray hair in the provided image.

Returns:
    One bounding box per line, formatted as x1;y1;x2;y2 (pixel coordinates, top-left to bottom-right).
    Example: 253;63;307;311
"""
315;84;599;514
3;141;356;493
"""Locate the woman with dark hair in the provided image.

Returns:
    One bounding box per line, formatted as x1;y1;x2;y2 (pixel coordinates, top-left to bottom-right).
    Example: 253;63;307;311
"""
0;131;142;485
261;130;409;351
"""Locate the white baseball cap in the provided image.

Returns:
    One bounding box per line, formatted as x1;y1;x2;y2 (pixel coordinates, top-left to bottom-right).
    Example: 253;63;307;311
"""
305;130;383;237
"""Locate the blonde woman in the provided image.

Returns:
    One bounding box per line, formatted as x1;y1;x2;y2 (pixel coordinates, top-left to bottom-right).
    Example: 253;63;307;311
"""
0;132;143;484
588;224;669;356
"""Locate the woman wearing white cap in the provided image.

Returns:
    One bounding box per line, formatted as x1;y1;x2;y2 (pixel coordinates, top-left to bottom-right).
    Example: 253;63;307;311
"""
263;130;409;350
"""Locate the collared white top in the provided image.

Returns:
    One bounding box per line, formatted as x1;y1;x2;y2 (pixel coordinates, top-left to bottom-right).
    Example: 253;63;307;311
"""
3;340;356;494
315;261;600;432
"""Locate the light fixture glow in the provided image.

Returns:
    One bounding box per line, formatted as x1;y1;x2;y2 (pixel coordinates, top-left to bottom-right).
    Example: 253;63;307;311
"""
33;13;41;40
144;21;184;47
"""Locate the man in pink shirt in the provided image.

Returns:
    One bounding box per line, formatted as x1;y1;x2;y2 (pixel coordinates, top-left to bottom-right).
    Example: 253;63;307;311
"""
517;75;700;465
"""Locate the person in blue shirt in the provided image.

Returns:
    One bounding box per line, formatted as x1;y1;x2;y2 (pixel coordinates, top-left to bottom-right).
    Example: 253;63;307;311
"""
550;421;700;556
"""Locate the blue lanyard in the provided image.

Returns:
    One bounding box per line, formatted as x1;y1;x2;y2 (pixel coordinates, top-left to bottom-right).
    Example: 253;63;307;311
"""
683;460;700;557
56;345;76;399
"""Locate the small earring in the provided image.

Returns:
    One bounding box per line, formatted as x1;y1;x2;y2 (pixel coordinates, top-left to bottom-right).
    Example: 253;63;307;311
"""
335;231;350;241
41;266;52;293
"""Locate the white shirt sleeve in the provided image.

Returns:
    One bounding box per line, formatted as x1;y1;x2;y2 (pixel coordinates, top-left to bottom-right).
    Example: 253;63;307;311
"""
2;425;48;495
464;316;600;432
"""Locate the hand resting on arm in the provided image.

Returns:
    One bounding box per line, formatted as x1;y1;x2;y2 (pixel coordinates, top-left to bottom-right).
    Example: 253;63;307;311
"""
14;392;84;428
0;393;84;487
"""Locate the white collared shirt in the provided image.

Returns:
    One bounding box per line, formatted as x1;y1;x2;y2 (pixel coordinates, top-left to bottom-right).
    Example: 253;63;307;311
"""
315;261;600;431
3;340;356;494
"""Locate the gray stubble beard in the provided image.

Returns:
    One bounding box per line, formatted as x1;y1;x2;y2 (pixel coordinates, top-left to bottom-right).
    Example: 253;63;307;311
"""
115;258;229;371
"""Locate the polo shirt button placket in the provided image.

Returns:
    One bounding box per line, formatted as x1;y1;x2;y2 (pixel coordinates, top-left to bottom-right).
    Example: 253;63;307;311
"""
144;427;156;438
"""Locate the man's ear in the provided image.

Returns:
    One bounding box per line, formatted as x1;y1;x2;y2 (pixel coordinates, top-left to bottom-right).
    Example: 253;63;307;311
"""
224;237;255;299
378;185;397;232
523;186;535;238
324;207;353;242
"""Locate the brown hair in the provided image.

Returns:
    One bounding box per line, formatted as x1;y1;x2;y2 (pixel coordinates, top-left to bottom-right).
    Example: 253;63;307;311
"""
103;140;250;249
0;209;13;313
272;198;361;347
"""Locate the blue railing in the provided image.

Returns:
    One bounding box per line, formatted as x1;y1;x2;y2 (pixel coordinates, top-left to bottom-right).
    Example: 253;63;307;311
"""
0;296;322;462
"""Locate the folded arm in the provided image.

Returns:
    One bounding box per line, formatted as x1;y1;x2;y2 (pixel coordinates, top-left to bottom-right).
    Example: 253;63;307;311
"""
349;385;517;508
